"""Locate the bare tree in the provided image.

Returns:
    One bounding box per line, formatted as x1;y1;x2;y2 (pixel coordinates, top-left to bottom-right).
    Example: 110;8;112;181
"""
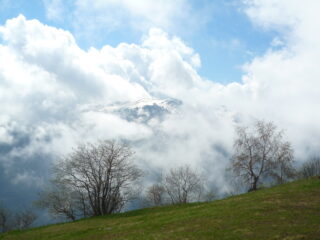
202;189;216;202
146;183;166;206
300;156;320;178
36;140;142;220
163;165;203;204
35;183;80;221
231;120;294;191
14;210;37;230
269;142;296;184
0;205;11;233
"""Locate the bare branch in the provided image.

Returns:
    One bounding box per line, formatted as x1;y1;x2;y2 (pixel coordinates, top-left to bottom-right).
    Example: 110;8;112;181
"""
231;120;294;191
35;140;142;220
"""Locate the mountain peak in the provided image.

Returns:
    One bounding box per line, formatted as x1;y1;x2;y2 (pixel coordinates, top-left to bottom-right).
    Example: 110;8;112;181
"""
99;98;182;123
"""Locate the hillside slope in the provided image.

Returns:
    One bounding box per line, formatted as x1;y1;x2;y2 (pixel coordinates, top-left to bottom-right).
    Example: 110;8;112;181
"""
1;178;319;240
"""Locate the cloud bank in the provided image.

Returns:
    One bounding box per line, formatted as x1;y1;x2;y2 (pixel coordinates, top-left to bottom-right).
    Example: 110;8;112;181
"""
0;0;320;208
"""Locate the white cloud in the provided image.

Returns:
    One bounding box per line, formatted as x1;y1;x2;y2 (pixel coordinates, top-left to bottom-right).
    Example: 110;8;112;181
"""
244;0;320;47
0;15;229;191
1;0;320;193
11;171;44;187
0;15;150;104
0;127;13;144
240;0;320;158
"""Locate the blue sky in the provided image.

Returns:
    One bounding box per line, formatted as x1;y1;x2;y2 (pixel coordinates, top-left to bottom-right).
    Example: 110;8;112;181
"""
0;0;278;84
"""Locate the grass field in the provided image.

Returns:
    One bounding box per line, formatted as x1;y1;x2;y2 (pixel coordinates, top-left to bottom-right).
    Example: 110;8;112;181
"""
1;177;319;240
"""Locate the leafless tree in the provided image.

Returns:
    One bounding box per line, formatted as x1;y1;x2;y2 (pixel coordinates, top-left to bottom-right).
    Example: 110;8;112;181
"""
202;189;216;202
146;183;166;206
0;205;11;233
163;165;203;204
269;142;296;184
36;140;142;220
14;209;37;230
35;183;80;221
231;120;294;191
300;156;320;178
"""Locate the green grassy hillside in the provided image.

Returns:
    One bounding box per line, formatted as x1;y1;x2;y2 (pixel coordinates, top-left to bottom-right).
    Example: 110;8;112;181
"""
1;178;319;240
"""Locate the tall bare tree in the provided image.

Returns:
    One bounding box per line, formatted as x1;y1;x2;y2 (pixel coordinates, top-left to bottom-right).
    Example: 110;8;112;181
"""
163;165;203;204
36;140;142;220
231;120;294;191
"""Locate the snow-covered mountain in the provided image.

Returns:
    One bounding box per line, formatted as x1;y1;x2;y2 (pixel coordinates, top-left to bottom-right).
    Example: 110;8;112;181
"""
99;98;182;123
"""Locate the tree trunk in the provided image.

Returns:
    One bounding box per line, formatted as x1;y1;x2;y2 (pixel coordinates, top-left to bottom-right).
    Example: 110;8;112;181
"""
249;176;259;192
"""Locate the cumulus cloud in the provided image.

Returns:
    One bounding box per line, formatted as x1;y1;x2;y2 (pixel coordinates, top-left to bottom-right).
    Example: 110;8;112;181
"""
0;15;232;195
0;15;151;187
1;0;320;207
241;0;320;158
